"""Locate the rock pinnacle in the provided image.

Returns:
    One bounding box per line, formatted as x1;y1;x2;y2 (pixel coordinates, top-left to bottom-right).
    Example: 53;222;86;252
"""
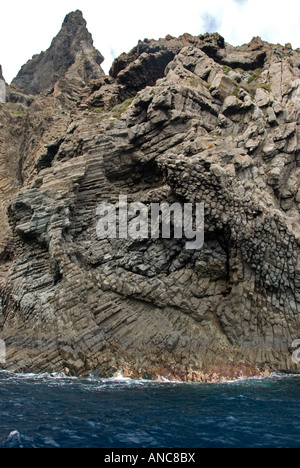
11;10;104;95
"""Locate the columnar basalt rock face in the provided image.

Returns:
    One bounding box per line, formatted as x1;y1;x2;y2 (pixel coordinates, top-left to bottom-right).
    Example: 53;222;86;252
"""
0;13;300;381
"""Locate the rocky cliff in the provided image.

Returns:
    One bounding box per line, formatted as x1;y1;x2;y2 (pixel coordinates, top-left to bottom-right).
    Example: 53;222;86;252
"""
0;11;300;381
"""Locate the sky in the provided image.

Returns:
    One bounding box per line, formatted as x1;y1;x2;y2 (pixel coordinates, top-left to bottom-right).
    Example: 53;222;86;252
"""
1;0;300;83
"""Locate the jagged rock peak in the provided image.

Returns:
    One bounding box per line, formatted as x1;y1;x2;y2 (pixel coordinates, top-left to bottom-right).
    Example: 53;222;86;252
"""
57;10;94;43
11;10;104;95
63;9;86;25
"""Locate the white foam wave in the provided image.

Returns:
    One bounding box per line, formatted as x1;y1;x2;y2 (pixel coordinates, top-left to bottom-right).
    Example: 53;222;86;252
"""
1;368;299;390
8;430;21;439
110;370;133;382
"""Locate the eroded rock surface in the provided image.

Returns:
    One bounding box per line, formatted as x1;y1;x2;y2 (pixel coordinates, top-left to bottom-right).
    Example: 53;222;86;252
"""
0;13;300;381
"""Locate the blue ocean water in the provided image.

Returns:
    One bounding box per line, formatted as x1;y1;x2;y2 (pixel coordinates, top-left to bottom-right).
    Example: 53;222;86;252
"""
0;371;299;448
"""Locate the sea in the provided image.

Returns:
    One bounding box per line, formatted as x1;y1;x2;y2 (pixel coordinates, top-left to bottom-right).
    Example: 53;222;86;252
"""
0;370;299;449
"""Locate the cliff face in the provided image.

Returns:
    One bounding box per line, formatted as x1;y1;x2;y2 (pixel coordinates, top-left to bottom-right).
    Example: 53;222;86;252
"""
0;12;300;381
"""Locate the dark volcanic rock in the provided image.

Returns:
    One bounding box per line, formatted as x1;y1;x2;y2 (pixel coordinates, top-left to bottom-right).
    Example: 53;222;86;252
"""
11;10;104;95
0;15;300;382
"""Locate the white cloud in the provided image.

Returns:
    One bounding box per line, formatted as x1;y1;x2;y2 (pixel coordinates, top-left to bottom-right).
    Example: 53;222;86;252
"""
1;0;300;83
204;0;300;48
